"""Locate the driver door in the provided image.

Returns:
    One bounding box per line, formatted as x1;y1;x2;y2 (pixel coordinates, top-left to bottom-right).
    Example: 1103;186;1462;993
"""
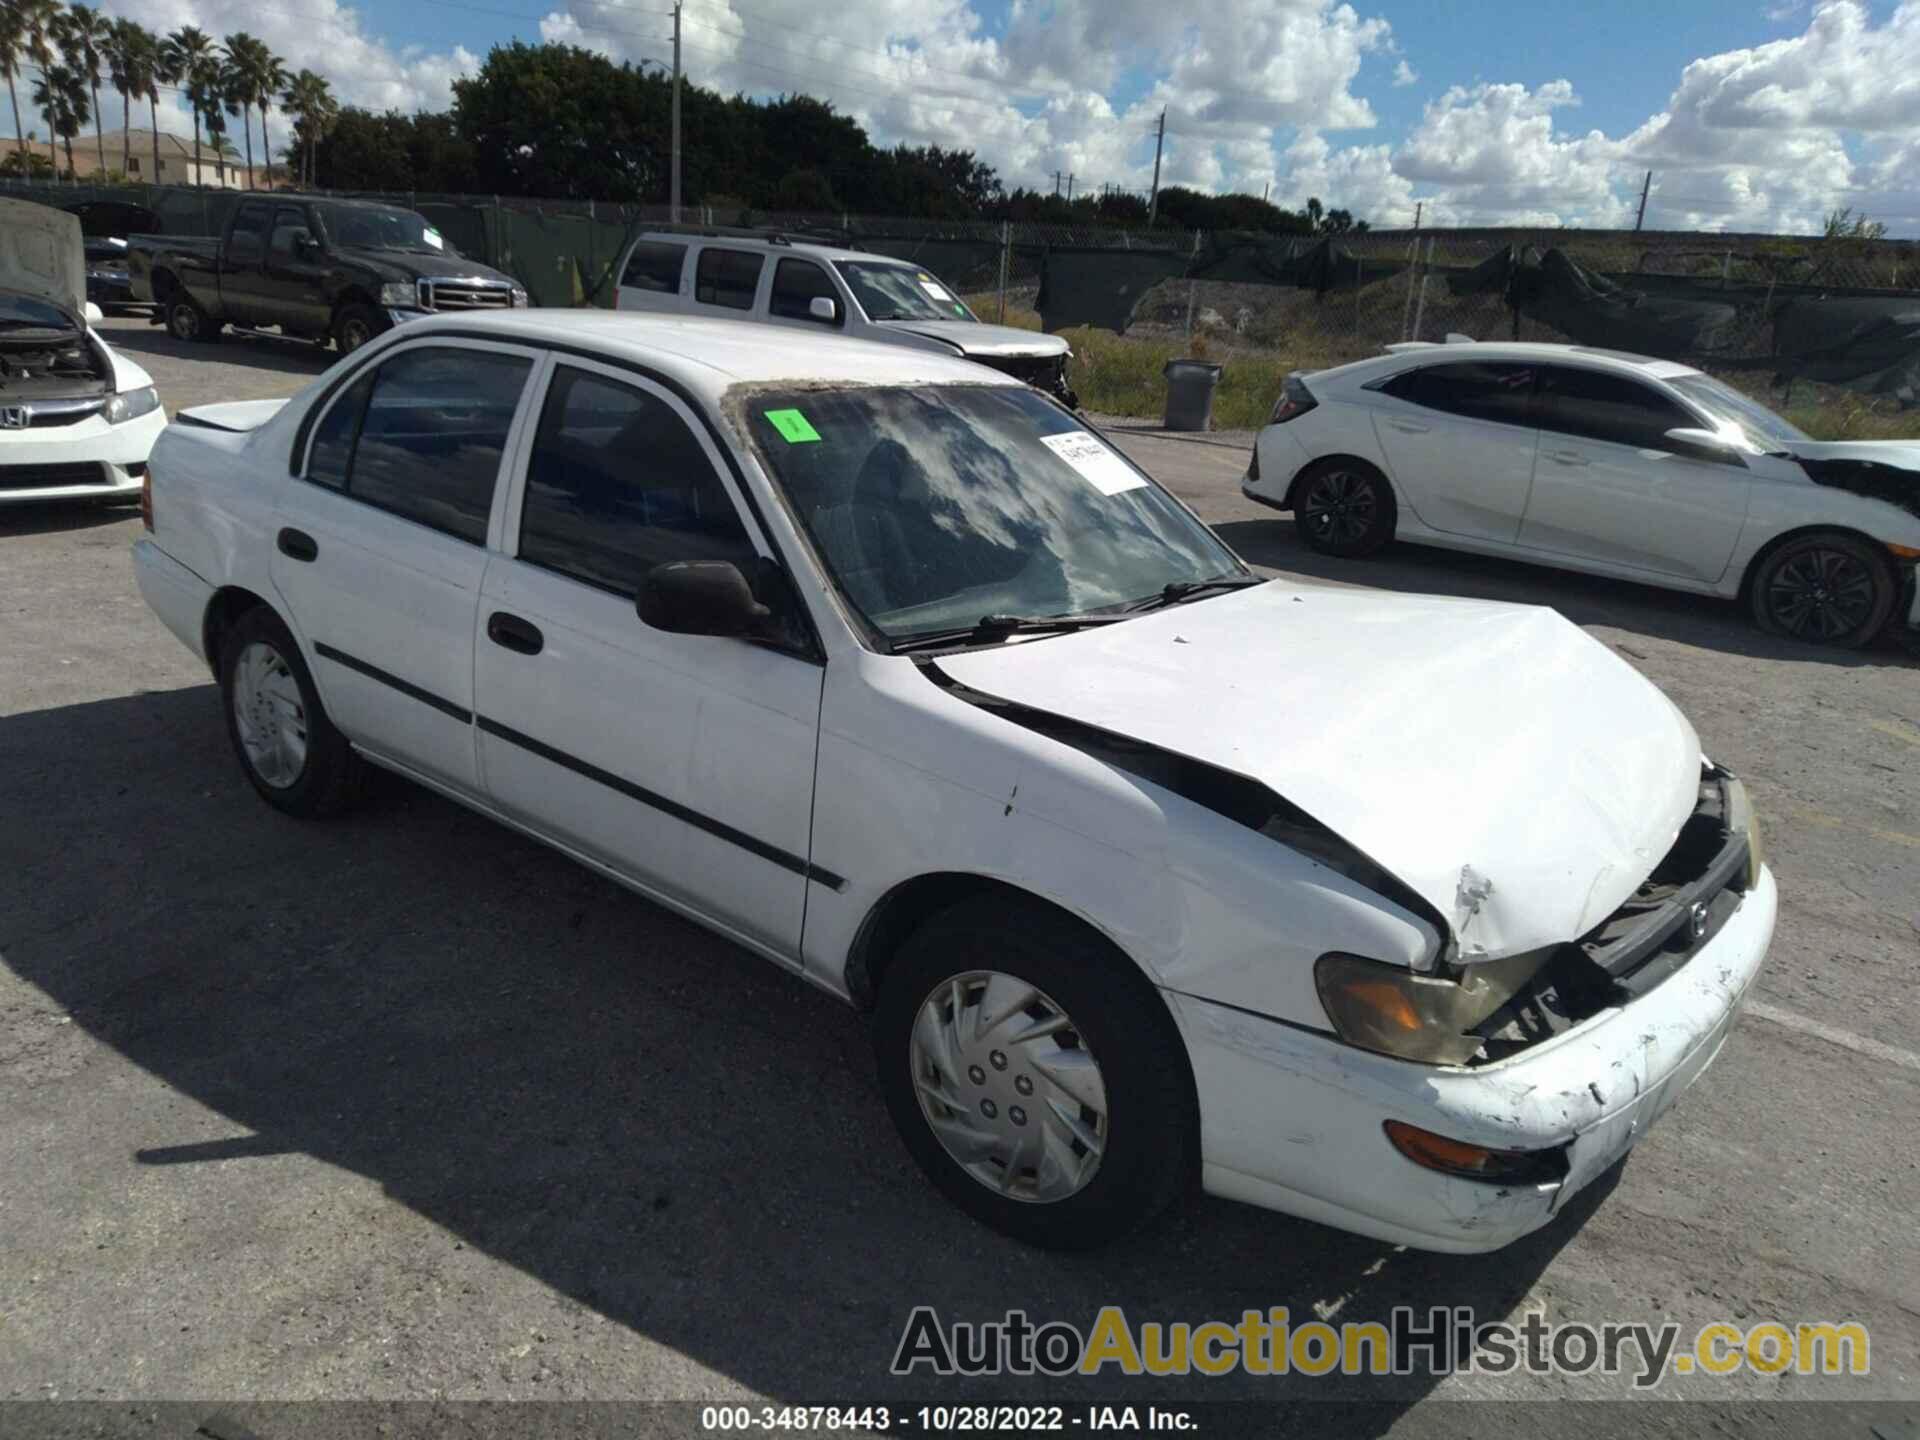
474;356;826;959
264;203;333;337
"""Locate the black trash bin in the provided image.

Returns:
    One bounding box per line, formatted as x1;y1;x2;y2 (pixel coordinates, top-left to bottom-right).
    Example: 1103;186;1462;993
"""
1162;359;1222;431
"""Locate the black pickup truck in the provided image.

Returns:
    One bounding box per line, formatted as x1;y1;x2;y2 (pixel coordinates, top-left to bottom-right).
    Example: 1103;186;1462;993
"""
129;195;526;354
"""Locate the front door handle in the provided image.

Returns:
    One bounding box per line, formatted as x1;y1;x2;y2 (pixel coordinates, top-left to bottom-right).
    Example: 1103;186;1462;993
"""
1386;419;1430;434
276;527;318;562
1545;449;1589;467
486;610;544;656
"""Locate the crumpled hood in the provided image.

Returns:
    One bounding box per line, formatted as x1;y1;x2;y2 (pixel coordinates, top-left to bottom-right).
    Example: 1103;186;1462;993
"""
879;319;1070;359
1783;440;1920;522
938;583;1701;962
0;198;85;316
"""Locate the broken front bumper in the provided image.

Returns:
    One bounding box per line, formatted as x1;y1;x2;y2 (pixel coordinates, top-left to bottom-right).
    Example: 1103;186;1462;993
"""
1168;863;1777;1253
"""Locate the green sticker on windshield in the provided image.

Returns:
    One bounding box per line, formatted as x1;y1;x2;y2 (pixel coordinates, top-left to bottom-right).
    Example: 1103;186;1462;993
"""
764;408;821;443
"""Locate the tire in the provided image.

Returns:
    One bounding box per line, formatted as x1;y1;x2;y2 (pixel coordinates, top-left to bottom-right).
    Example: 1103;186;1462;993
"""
166;293;221;344
872;895;1195;1249
1293;458;1397;557
332;303;385;356
218;606;364;817
1748;530;1895;649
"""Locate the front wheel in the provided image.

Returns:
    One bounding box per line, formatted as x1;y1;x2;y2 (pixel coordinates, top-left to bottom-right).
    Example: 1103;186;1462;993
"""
332;303;385;355
1294;459;1397;557
1749;531;1895;648
872;896;1195;1249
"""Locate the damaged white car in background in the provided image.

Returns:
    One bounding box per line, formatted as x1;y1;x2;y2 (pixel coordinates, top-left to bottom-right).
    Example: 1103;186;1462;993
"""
134;312;1774;1252
0;199;165;505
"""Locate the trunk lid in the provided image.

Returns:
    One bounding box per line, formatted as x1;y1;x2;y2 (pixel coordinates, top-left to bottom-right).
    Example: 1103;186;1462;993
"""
937;583;1701;962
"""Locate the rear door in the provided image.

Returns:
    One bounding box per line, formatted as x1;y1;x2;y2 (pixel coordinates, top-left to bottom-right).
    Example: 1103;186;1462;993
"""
1369;360;1542;543
687;245;767;319
473;357;825;958
1519;365;1752;582
272;338;539;792
218;200;273;324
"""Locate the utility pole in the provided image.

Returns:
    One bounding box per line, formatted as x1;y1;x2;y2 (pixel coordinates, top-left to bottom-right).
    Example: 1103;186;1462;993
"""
1066;173;1075;203
1413;200;1422;231
1053;170;1062;197
1633;169;1651;232
670;1;683;224
1148;108;1166;225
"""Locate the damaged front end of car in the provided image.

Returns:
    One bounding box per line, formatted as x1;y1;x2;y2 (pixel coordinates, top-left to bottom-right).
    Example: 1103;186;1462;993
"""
0;289;114;416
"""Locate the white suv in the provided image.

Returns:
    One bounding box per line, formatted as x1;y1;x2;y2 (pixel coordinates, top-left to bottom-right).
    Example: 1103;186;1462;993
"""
613;230;1076;406
134;311;1774;1252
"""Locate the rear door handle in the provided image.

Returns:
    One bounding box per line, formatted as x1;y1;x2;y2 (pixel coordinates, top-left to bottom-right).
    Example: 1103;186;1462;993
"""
486;611;544;656
276;527;318;562
1545;450;1589;467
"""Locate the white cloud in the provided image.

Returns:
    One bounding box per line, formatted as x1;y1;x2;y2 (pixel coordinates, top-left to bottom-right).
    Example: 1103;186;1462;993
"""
1392;59;1417;87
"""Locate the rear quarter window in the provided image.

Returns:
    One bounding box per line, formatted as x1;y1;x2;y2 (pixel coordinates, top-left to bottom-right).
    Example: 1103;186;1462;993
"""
621;241;686;294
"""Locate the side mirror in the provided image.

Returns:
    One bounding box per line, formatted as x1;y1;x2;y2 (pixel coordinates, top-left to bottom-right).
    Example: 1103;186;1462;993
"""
808;295;839;323
289;228;318;255
637;560;771;637
82;300;103;323
1662;426;1749;466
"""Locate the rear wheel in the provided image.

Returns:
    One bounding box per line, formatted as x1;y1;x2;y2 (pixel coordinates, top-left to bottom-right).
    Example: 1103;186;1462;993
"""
1294;458;1397;557
218;607;364;817
1749;531;1895;648
872;896;1194;1249
166;293;221;344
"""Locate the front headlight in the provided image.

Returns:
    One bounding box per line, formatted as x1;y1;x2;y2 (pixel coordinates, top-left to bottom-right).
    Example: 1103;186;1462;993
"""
104;386;160;425
509;286;530;307
1314;950;1549;1066
378;282;419;307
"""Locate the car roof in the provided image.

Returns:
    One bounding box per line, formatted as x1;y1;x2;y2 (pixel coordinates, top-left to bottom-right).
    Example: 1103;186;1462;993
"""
629;232;912;266
1369;340;1701;381
394;310;1026;397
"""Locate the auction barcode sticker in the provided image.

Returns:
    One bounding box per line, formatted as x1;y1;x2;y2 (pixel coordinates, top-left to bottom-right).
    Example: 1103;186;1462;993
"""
1041;431;1146;496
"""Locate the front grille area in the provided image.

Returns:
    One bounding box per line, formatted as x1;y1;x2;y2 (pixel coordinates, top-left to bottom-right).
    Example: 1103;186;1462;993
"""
0;461;109;490
975;353;1065;387
9;398;106;428
422;279;513;312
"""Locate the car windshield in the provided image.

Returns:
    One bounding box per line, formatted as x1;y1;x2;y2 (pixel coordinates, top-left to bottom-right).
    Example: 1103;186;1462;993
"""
833;261;975;323
742;384;1244;644
325;206;456;256
1669;374;1810;450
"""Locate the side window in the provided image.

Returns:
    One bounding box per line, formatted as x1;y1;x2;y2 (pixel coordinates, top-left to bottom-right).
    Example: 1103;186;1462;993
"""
1384;362;1537;426
304;371;375;490
269;206;311;260
519;367;757;596
1536;367;1693;450
318;347;531;543
621;240;686;293
769;259;840;324
227;204;270;263
693;247;765;311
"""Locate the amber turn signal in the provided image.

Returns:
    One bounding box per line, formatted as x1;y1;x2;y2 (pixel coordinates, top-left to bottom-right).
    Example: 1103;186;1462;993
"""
1383;1120;1568;1184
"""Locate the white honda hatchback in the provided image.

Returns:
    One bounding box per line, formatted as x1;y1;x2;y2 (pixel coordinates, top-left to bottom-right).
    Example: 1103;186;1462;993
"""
1243;341;1920;648
135;313;1774;1251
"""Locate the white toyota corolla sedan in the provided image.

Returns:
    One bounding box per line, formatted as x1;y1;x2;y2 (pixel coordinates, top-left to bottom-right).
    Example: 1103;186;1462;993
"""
1243;340;1920;648
134;312;1775;1252
0;199;165;505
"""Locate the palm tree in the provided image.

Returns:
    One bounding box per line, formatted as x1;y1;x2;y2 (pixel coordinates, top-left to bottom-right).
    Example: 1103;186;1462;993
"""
161;25;214;184
253;45;287;188
60;2;109;175
19;0;59;175
193;56;227;181
102;17;146;173
1;2;29;171
147;23;176;184
30;60;85;179
281;68;334;188
220;34;259;188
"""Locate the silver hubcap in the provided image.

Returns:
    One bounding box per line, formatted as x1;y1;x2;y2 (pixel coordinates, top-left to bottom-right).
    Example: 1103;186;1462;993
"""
231;641;309;789
171;303;198;339
910;970;1108;1204
341;320;369;351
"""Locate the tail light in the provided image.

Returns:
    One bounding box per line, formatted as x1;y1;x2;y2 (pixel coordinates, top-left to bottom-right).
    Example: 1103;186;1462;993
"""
1269;374;1318;425
141;468;153;531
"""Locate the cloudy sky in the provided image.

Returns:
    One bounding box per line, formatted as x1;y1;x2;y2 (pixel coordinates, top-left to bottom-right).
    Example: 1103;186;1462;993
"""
87;0;1920;233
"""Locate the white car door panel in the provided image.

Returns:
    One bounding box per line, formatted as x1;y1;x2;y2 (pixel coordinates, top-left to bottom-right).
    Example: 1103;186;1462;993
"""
1519;365;1751;582
1368;360;1541;543
272;340;537;792
474;358;824;957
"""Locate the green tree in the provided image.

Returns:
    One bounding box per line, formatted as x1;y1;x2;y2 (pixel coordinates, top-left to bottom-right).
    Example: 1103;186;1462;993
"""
18;0;59;175
451;42;664;200
280;68;336;186
60;2;109;175
0;1;28;171
30;60;85;178
1824;207;1886;241
102;17;153;175
221;33;263;187
161;25;215;184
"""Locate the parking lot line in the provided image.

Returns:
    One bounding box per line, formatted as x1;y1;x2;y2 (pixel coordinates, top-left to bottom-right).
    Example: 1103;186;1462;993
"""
1743;999;1920;1074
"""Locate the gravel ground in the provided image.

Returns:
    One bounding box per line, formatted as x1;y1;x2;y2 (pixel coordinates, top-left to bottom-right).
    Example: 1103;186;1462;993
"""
0;319;1915;1434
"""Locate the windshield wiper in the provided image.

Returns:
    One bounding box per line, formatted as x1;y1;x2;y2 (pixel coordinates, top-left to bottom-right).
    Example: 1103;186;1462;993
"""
891;612;1128;654
1122;576;1264;612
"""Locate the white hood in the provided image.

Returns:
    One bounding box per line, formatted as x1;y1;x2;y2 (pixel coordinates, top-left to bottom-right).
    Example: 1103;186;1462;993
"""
0;198;85;316
939;583;1701;961
1785;438;1920;468
880;319;1070;359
